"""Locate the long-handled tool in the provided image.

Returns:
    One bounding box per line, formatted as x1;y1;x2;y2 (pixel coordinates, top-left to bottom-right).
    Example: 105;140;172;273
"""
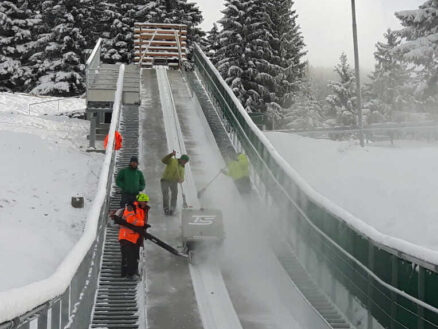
111;215;188;258
175;155;189;208
197;168;225;198
144;232;188;258
180;183;188;208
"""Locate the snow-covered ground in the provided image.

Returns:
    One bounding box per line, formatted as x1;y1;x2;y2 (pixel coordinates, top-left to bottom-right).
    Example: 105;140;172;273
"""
265;132;438;252
0;93;103;292
0;92;85;116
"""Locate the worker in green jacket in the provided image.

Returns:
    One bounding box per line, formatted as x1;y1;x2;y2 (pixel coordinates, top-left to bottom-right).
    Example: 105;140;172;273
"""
161;150;189;215
222;152;251;194
116;156;146;207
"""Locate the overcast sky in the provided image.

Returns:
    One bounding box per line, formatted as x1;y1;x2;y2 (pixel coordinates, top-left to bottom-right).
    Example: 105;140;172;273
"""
194;0;425;71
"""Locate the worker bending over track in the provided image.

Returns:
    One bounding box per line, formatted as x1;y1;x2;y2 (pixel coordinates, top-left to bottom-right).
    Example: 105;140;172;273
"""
222;151;251;194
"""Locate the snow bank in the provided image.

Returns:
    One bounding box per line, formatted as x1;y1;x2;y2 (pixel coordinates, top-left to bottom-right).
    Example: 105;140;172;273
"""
0;65;124;324
0;131;102;292
0;92;85;116
265;132;438;264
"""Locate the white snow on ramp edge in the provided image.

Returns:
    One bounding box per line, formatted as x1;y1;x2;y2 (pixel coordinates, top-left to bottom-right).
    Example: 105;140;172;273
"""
0;65;125;324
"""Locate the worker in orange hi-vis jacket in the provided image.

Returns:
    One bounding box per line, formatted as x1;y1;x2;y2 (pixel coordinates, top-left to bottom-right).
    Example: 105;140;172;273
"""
104;131;123;150
110;193;150;280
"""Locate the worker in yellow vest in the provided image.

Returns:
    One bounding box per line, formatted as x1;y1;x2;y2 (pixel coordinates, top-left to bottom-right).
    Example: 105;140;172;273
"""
222;152;251;194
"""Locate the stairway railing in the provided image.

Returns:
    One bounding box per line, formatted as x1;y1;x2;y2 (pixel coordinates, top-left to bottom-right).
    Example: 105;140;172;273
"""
0;65;125;329
139;30;157;67
86;38;102;90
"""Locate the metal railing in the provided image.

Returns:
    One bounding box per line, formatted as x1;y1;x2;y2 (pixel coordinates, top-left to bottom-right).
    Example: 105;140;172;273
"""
27;98;85;115
86;38;102;90
277;123;438;145
192;43;438;329
175;30;184;70
0;65;125;329
138;30;157;66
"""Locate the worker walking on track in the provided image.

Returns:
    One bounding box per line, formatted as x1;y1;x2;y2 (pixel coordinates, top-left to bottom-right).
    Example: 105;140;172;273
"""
116;156;145;207
160;150;189;215
222;151;251;194
111;193;150;279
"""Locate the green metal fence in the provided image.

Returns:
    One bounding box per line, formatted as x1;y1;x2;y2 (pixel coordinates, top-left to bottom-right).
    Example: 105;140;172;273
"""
193;43;438;329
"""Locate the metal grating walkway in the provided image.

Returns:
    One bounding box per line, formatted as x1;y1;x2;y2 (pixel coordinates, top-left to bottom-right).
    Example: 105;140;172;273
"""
90;104;141;329
277;249;352;329
187;71;235;159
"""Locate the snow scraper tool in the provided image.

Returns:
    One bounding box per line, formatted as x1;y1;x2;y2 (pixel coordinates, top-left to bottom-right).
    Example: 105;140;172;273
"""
197;169;224;198
181;185;189;208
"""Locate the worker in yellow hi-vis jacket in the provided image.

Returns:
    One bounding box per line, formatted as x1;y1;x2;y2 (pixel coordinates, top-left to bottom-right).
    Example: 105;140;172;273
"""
160;150;190;215
222;152;251;194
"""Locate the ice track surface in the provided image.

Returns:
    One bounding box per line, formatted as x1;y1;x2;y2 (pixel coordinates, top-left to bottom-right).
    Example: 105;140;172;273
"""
135;67;327;329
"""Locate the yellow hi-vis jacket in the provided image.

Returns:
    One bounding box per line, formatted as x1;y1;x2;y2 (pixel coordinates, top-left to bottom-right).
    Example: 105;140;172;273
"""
225;153;249;180
161;155;185;182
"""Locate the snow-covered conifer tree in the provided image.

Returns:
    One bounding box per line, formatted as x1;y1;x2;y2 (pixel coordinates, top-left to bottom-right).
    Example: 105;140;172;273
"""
326;53;357;126
215;0;249;108
73;0;102;54
255;0;306;124
366;29;411;121
265;0;306;108
169;0;204;55
100;1;137;64
216;0;305;118
282;65;324;129
0;1;35;92
216;0;272;112
282;92;324;130
29;0;87;96
136;0;167;23
394;1;438;102
204;23;221;64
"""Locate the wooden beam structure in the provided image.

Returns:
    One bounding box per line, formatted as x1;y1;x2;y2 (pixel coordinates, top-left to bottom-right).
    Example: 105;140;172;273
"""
134;22;188;69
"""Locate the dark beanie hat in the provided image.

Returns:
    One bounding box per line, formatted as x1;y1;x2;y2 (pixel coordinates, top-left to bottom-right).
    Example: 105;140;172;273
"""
130;156;138;163
180;154;189;162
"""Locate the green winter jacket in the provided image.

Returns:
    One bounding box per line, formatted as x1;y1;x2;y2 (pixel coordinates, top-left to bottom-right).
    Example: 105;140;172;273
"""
225;153;249;180
116;167;145;194
161;154;185;182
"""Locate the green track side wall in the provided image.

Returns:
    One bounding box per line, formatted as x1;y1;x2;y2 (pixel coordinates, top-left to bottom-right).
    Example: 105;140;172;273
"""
192;43;438;329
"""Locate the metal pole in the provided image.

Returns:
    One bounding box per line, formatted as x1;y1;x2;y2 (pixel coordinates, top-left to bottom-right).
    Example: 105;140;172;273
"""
418;266;425;329
89;116;96;149
351;0;364;147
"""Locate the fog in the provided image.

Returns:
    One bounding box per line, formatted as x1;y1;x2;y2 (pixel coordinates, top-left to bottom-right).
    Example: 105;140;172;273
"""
293;0;425;70
180;76;320;328
194;0;425;70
